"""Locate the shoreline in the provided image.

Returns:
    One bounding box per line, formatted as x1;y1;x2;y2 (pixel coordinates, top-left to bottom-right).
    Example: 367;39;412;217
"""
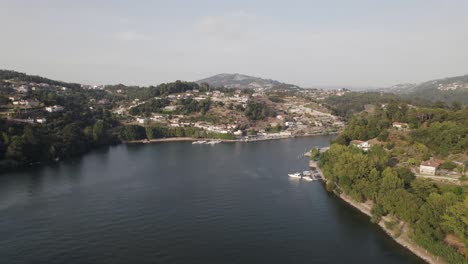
124;132;337;144
311;162;445;264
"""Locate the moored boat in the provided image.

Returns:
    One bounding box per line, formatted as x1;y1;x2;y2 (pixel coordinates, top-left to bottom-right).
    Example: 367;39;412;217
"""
288;173;301;178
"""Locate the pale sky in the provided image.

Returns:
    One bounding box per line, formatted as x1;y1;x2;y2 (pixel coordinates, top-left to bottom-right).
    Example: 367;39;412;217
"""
1;0;467;87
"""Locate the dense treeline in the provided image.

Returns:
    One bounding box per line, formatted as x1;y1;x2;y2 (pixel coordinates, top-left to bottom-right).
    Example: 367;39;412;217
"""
334;101;468;157
0;108;120;169
404;74;468;105
244;100;274;120
120;125;234;141
128;98;170;116
319;144;467;263
319;101;468;262
324;92;430;119
178;98;211;115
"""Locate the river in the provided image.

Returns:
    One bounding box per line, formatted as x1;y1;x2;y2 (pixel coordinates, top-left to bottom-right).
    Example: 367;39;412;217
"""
0;136;423;263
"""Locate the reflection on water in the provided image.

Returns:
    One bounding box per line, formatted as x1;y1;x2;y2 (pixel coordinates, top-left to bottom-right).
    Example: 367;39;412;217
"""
0;136;423;264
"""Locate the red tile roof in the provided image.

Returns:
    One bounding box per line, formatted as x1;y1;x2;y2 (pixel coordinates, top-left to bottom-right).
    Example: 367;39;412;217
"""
421;159;443;168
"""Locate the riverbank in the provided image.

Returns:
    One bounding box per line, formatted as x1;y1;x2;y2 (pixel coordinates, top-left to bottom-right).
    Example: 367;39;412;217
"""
310;161;445;264
124;131;338;144
125;136;290;144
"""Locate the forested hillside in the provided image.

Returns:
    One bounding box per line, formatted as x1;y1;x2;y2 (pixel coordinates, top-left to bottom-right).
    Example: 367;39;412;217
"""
319;101;468;263
392;74;468;105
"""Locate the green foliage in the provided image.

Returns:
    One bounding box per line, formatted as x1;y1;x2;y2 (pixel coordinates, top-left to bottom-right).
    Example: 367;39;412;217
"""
377;130;389;141
178;98;211;114
309;147;320;161
244;100;274;120
410;179;438;201
1;107;118;168
439;161;457;170
129;98;170;115
384;220;402;237
371;203;384;223
319;143;467;262
404;74;468;105
0;95;9;105
411;121;468;156
416;192;458;241
339;111;390;141
0;69;81;89
442;196;468;244
395;167;416;187
412;231;466;264
120;125;146;141
324;92;414;118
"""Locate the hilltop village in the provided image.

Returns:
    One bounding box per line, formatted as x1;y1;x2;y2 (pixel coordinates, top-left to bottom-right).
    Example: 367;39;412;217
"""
0;73;348;142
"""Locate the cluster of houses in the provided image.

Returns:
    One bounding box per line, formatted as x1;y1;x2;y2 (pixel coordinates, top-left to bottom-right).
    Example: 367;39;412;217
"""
292;87;351;100
111;85;349;140
437;82;468;91
275;99;345;135
9;97;40;107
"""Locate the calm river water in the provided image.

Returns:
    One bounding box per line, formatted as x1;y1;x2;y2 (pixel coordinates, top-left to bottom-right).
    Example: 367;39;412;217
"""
0;136;423;263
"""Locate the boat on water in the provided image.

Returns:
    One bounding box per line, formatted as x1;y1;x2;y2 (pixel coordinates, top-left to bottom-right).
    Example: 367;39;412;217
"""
302;170;311;176
206;140;222;145
192;140;206;144
302;176;314;181
288;173;302;179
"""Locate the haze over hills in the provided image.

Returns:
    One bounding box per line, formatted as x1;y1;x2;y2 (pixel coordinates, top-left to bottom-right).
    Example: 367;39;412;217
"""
384;73;468;104
196;73;300;89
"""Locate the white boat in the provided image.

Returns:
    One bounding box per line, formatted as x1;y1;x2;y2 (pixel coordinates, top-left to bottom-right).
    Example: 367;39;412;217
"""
302;171;311;176
302;176;314;181
288;173;301;179
206;140;222;145
192;140;206;144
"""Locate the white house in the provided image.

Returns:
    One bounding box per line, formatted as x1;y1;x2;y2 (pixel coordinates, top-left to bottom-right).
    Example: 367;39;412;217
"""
392;122;408;130
136;117;147;124
45;105;64;112
352;140;371;151
419;159;443;176
35;118;46;124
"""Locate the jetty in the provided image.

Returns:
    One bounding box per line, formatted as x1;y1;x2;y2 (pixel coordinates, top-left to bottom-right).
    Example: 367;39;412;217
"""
308;160;325;181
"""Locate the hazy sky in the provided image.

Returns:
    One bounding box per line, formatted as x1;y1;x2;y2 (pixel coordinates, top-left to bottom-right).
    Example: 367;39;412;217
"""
1;0;467;87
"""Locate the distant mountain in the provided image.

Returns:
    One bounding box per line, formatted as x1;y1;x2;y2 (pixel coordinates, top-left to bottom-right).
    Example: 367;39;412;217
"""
388;74;468;104
196;73;299;89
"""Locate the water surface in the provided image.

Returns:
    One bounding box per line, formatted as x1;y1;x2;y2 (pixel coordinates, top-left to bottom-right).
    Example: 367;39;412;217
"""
0;136;423;263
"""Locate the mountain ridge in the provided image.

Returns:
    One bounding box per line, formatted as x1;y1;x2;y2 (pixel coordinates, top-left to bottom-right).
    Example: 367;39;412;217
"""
377;73;468;104
196;73;300;89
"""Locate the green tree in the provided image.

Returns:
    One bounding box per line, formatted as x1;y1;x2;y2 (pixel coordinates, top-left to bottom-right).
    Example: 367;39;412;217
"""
92;120;105;143
442;196;468;244
410;179;438;201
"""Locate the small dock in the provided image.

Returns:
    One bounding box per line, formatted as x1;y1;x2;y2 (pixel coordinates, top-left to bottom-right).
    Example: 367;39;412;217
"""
309;160;325;181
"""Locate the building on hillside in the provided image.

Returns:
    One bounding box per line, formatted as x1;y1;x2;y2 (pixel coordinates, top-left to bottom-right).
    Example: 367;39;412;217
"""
392;122;408;130
352;140;371;151
419;159;443;176
25;99;40;107
136;117;147;124
45;105;64;112
35;118;46;124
